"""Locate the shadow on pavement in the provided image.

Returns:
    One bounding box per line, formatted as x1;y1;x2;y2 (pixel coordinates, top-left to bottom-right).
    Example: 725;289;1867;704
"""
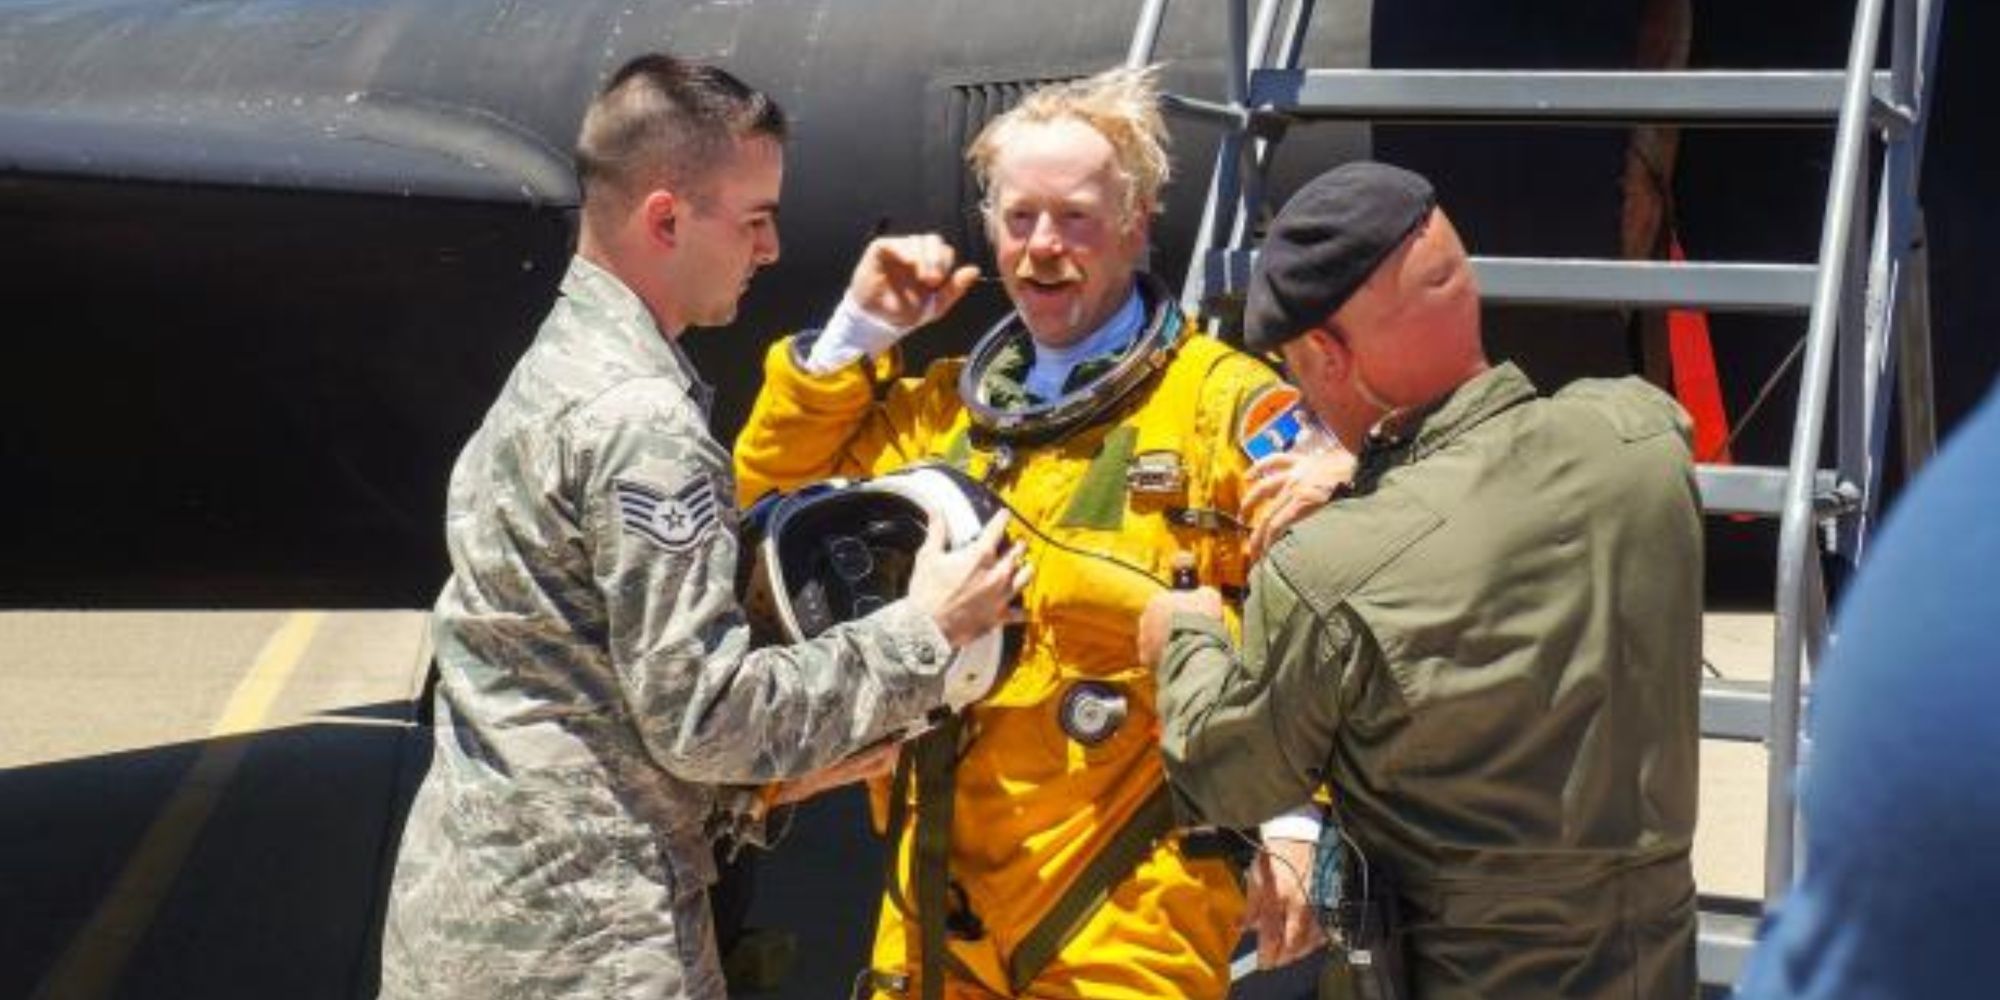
0;703;428;1000
1;699;1319;1000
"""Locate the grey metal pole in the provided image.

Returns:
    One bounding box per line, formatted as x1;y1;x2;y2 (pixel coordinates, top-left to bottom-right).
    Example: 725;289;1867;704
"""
1841;4;1917;566
1833;128;1873;571
1838;0;1947;567
1126;0;1171;68
1177;0;1251;317
1248;0;1286;69
1277;0;1316;72
1842;171;1902;567
1226;0;1249;107
1219;0;1252;257
1767;0;1888;903
1233;0;1287;251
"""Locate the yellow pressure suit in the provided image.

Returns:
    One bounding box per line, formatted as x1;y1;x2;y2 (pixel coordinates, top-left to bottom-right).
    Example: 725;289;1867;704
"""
734;278;1284;999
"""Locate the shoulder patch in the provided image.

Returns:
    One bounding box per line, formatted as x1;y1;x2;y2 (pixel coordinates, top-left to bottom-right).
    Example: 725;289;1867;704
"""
613;475;719;552
1236;384;1305;462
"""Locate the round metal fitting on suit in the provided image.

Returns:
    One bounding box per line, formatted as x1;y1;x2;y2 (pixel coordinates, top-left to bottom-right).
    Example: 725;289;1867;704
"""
1058;681;1128;746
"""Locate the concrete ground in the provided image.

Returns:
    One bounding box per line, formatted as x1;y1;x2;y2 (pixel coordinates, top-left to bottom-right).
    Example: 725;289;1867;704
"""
1695;611;1777;904
0;611;1775;998
0;612;431;1000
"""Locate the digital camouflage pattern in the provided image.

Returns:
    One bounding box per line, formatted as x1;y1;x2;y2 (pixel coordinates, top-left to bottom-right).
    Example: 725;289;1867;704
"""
380;257;958;999
1160;364;1703;999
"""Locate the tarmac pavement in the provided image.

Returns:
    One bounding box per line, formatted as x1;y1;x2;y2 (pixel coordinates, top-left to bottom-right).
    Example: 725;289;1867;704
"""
0;610;1770;998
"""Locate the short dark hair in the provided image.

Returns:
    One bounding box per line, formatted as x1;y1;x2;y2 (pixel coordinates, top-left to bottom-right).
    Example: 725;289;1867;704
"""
574;53;787;210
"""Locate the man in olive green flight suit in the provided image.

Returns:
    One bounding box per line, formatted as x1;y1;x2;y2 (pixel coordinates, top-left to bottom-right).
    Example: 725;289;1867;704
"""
1137;162;1702;999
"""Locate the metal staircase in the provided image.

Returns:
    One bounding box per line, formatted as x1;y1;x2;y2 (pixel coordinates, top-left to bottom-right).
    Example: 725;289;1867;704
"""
1129;0;1947;986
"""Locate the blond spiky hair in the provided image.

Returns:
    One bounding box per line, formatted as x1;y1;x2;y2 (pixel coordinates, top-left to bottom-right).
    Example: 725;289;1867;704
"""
968;65;1171;226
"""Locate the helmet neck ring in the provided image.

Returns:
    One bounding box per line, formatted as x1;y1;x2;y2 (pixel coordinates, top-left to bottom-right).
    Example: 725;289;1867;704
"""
957;273;1185;446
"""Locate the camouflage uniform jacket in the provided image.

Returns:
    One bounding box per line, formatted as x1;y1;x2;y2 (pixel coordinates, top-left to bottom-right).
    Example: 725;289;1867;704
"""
380;256;958;999
1160;364;1703;999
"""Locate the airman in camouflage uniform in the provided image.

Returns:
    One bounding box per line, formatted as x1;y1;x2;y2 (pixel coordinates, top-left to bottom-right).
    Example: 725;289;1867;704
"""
380;55;1021;1000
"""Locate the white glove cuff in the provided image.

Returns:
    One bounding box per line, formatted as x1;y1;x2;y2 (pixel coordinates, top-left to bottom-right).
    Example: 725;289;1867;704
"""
801;293;909;375
1259;805;1324;844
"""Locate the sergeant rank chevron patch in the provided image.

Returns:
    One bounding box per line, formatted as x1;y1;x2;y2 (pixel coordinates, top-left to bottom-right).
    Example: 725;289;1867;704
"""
613;476;718;552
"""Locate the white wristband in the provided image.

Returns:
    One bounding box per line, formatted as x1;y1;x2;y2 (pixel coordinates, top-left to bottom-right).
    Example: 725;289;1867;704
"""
801;293;910;375
1259;805;1324;843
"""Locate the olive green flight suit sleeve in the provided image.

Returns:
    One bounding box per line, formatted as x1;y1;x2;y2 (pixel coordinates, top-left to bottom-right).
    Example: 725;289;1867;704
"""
1156;562;1361;828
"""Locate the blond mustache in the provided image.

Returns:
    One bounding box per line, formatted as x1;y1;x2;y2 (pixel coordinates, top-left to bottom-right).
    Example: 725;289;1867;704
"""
1014;257;1085;285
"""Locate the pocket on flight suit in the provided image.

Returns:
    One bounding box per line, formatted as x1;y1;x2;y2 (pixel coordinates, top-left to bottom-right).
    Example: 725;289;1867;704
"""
1400;879;1637;998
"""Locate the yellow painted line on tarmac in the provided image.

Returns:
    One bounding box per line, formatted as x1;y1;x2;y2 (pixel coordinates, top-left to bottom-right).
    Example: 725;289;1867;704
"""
32;612;326;1000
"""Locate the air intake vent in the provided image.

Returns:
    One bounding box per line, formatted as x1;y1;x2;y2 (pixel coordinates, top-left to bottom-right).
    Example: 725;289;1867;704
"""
940;76;1079;265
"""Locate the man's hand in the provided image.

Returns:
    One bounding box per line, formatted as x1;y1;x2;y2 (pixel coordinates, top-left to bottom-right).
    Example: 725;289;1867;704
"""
1245;834;1327;970
770;741;900;807
849;234;981;331
1136;587;1224;668
905;510;1029;651
1240;446;1356;563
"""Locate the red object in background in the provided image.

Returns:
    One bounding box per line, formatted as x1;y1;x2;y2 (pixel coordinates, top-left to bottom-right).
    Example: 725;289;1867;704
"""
1667;236;1733;464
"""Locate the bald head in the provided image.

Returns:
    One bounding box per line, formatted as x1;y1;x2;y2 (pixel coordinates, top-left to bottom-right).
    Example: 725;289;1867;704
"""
1279;205;1487;449
1329;206;1484;401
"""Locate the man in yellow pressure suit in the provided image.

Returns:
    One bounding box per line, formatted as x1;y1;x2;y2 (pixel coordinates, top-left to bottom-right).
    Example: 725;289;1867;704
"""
734;66;1347;999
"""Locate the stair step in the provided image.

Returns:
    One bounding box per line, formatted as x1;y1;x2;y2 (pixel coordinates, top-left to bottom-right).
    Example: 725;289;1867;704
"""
1698;908;1762;988
1205;251;1817;312
1701;678;1771;743
1248;68;1891;125
1697;465;1843;518
1478;258;1817;312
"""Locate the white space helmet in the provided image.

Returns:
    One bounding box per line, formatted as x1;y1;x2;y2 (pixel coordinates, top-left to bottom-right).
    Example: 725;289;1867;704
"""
738;464;1019;711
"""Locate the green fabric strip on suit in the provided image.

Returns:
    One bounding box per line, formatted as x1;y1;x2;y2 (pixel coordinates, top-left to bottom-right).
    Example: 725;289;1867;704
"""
912;716;961;1000
1005;782;1175;993
1055;425;1137;530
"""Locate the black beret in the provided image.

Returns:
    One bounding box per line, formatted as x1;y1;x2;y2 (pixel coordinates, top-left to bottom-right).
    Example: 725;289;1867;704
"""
1244;161;1436;352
